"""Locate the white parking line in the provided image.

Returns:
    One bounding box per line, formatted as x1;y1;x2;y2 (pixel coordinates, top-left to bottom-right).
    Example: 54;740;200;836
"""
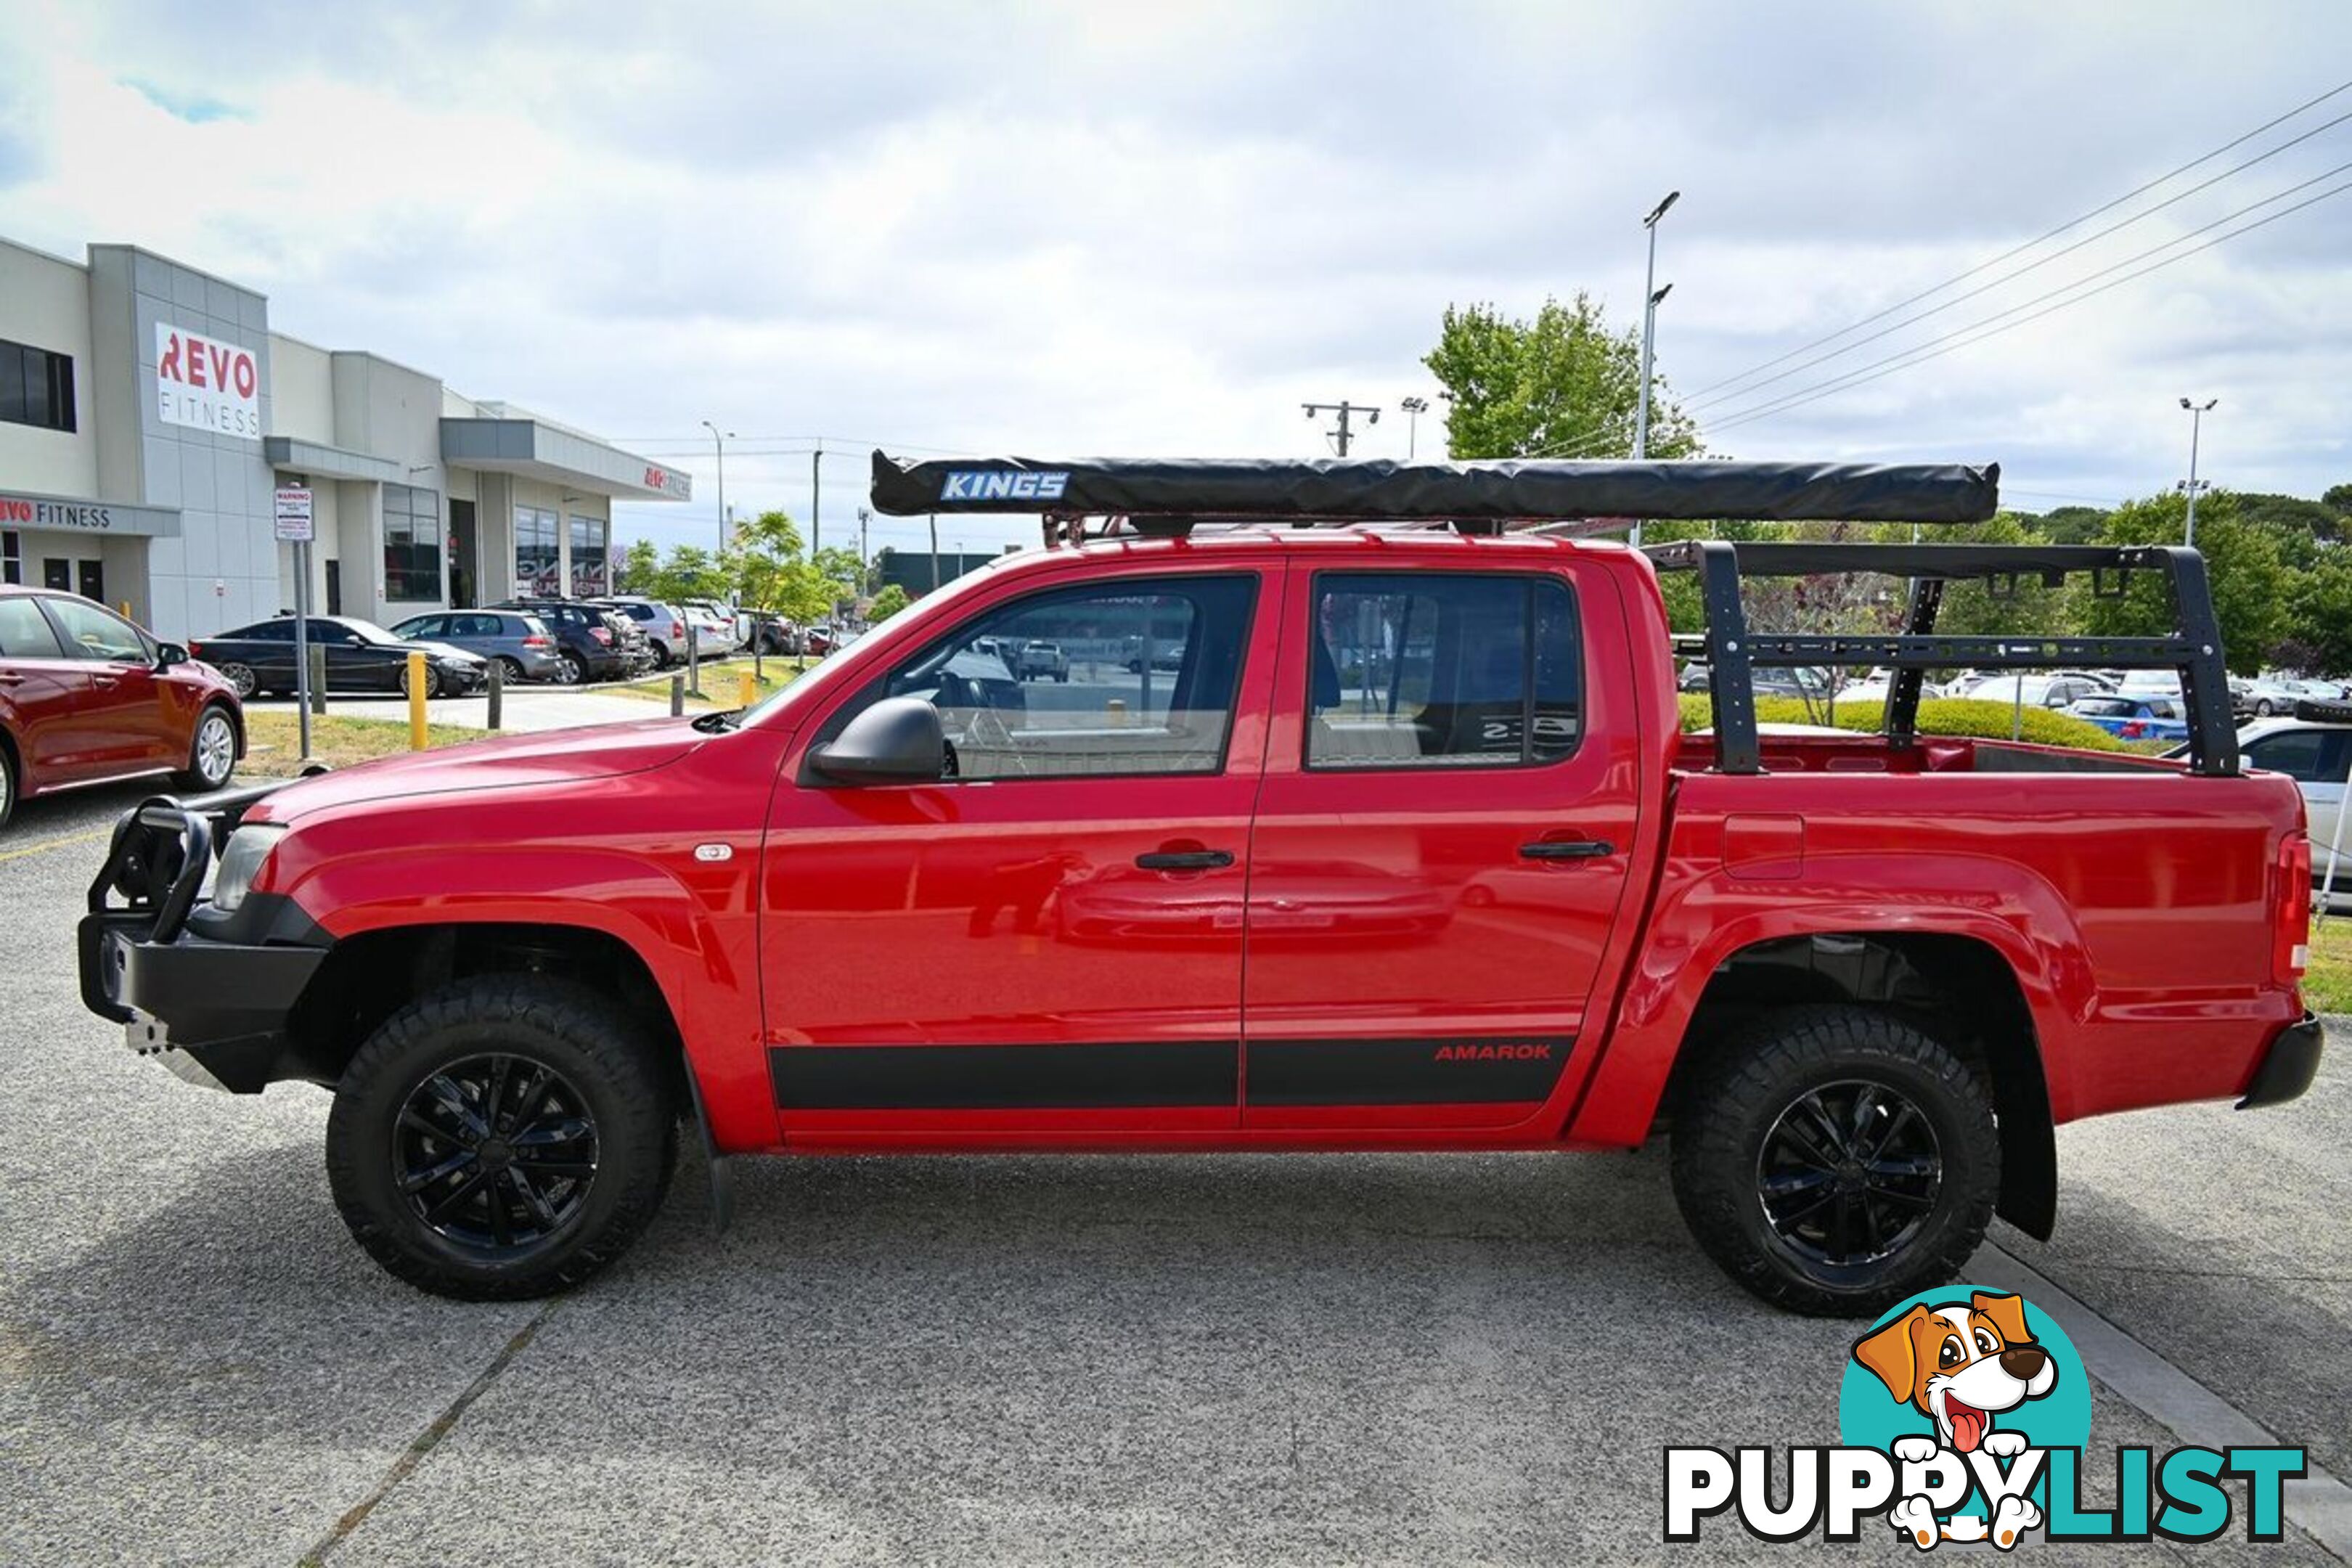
1981;1244;2352;1559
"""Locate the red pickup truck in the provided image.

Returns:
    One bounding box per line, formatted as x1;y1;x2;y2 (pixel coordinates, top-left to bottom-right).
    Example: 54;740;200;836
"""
78;456;2322;1314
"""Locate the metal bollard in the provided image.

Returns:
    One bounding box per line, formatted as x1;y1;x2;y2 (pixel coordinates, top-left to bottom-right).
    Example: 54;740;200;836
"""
309;644;328;714
407;651;429;750
738;668;758;709
486;658;504;731
670;674;686;716
685;624;701;696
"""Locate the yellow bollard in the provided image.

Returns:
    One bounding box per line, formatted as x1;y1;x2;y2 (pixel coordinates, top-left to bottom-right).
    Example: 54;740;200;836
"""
407;651;429;750
737;668;758;709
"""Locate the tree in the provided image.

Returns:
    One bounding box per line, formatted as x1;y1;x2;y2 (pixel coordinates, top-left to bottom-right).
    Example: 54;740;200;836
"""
648;545;731;605
1424;293;1702;461
2324;482;2352;515
2234;491;2338;567
867;584;912;622
1925;513;2070;640
613;539;661;595
2077;491;2284;674
2031;505;2108;546
2275;551;2352;677
727;510;830;624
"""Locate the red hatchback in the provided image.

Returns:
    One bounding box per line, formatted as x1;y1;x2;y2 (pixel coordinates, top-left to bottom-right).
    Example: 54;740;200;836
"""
0;586;245;830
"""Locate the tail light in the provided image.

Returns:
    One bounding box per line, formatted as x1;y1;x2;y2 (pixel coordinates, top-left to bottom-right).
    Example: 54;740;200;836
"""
671;620;685;639
2121;721;2145;739
188;640;203;657
592;627;613;645
2276;832;2312;984
523;635;550;648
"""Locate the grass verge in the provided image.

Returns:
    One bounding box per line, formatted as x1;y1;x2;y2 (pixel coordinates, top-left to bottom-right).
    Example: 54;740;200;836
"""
605;656;814;707
2306;915;2352;1013
244;709;481;769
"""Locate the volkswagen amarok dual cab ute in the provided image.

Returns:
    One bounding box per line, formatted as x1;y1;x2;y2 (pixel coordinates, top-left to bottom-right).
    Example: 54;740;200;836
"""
78;454;2322;1313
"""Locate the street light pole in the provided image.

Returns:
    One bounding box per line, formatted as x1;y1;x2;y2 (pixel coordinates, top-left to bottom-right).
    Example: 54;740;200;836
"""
700;420;732;556
2180;396;2218;547
810;440;823;556
1400;396;1429;460
1630;189;1680;550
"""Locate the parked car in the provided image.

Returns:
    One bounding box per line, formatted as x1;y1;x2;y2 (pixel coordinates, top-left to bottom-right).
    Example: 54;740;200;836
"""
389;611;561;684
745;613;801;656
2065;695;2189;743
678;600;741;655
1016;639;1069;682
0;587;243;828
193;615;486;698
1680;663;1832;701
81;464;2317;1316
494;599;633;685
1833;669;1948;708
2240;674;2303;717
597;599;690;668
1959;671;2114;709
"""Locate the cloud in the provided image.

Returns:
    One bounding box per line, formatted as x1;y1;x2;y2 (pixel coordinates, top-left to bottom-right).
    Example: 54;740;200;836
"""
3;0;2350;558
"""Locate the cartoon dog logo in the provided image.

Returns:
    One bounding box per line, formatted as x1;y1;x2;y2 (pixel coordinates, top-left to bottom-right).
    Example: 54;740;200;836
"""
1853;1290;2059;1549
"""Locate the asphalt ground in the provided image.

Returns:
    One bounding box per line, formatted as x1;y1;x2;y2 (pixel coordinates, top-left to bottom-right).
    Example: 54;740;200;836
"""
1;775;2346;1565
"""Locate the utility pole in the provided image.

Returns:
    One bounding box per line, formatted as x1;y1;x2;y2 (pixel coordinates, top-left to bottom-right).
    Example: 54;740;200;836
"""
1631;189;1680;550
857;506;871;589
928;513;941;592
810;440;823;556
1302;399;1379;457
701;420;732;556
1400;396;1429;460
2179;396;2218;546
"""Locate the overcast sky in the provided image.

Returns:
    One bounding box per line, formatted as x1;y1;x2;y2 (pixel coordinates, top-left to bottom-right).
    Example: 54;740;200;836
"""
4;0;2350;558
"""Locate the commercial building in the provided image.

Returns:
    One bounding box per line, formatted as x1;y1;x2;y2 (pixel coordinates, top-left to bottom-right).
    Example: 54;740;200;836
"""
0;234;692;640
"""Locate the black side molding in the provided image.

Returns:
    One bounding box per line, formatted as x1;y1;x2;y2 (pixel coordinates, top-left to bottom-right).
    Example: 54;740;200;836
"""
2237;1013;2324;1110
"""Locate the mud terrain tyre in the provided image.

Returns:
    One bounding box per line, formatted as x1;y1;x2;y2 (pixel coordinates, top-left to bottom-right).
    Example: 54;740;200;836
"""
327;976;677;1300
1671;1004;1998;1318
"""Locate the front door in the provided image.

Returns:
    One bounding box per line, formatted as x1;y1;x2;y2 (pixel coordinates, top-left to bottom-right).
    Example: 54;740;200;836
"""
450;501;477;608
77;559;103;605
761;567;1276;1143
1242;561;1644;1130
37;594;171;772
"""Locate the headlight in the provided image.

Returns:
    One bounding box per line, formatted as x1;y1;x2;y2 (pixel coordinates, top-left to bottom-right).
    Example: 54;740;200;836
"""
211;824;288;912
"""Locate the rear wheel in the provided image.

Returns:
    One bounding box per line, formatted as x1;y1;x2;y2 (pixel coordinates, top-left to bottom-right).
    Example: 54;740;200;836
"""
495;656;526;684
217;661;258;699
0;740;16;831
1670;1005;1998;1317
176;703;238;791
555;650;586;685
326;976;678;1300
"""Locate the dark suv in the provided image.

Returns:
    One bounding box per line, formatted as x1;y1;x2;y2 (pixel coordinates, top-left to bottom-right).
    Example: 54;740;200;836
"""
492;599;633;685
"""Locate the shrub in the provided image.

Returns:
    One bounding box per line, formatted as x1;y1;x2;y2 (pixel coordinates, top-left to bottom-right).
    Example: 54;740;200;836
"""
1675;693;2125;752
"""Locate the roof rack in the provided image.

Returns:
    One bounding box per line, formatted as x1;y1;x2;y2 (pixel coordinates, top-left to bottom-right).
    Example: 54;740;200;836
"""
1645;539;2239;777
869;452;2002;542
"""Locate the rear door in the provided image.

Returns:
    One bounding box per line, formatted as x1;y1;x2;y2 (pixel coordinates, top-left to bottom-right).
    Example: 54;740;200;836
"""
0;595;94;782
1241;557;1645;1130
761;564;1277;1141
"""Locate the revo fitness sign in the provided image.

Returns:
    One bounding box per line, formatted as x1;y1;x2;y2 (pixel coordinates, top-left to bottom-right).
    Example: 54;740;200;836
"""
154;323;261;439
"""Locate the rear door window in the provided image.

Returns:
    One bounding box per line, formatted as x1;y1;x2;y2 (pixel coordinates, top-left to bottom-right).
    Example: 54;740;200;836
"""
0;597;68;658
1307;572;1581;769
2245;729;2345;783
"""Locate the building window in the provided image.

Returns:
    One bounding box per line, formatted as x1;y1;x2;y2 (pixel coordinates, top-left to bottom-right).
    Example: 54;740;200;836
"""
2;530;19;586
515;505;560;597
568;515;608;597
0;338;75;433
383;483;444;603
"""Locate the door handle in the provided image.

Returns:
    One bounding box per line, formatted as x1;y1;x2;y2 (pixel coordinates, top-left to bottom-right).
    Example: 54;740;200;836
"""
1519;839;1615;860
0;671;22;685
1135;849;1236;871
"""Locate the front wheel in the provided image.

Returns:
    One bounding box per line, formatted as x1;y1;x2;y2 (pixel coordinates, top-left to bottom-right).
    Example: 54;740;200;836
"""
326;976;679;1300
177;704;238;791
400;662;441;700
1670;1005;1998;1318
2255;699;2276;716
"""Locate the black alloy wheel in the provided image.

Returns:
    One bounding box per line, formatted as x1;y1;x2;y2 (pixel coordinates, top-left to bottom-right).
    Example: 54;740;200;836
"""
1754;1079;1941;1270
394;1053;600;1251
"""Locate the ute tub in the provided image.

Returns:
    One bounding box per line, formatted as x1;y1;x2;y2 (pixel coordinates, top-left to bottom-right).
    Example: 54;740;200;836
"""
1572;751;2308;1146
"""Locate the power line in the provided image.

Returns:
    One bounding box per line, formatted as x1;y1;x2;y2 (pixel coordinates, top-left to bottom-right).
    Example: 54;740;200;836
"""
1685;75;2352;404
1702;171;2352;437
1681;104;2352;417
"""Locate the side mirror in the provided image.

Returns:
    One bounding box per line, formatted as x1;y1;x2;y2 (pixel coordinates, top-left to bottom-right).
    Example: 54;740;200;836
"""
809;696;945;785
155;642;190;670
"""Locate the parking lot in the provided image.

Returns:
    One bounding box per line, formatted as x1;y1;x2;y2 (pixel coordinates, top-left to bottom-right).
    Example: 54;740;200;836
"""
1;774;2346;1564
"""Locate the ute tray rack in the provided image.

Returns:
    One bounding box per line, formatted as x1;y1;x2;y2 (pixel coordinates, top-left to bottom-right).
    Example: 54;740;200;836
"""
1646;540;2239;777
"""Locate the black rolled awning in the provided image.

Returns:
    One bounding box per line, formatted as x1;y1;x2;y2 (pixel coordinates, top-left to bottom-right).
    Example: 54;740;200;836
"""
869;450;2000;524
